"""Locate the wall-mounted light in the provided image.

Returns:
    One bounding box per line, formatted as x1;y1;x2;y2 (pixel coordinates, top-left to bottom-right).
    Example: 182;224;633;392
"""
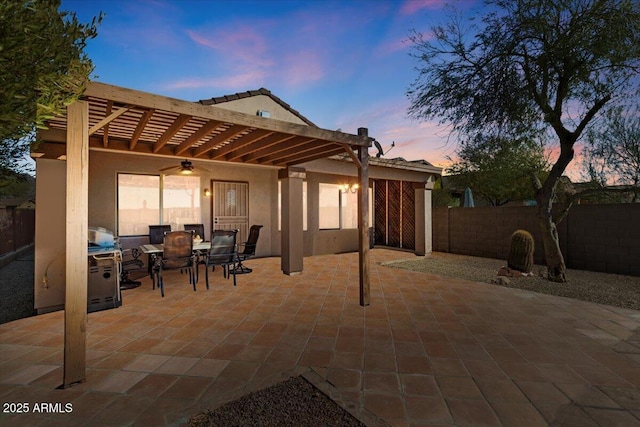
339;183;359;193
204;188;211;197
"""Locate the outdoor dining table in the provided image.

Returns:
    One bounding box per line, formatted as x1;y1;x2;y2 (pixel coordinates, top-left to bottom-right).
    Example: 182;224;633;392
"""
139;241;212;281
138;241;211;255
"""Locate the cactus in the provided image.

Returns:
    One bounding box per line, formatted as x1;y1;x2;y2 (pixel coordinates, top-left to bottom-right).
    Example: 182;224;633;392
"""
507;229;534;273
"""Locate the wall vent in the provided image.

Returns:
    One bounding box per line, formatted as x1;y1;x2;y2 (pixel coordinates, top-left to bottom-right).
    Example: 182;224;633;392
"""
257;110;271;118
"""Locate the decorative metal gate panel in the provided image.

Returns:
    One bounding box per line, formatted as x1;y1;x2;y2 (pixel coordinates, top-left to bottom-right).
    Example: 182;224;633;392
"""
374;180;387;245
373;179;417;250
211;181;248;243
402;182;415;250
387;180;401;247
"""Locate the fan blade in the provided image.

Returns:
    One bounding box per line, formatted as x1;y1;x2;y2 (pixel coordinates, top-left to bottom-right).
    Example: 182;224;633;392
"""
159;165;179;172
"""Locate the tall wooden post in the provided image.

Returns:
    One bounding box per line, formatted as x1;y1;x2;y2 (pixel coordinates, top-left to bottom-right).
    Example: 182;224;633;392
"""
357;128;370;306
63;101;89;387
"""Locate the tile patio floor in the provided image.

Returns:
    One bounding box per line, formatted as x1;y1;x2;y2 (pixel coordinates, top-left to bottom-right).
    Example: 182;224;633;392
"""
1;249;639;426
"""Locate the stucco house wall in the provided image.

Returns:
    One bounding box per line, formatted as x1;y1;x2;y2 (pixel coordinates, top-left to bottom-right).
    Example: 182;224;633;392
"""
32;87;440;313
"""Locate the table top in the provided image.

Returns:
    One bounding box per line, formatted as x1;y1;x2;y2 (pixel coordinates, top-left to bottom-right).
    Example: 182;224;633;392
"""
139;241;211;254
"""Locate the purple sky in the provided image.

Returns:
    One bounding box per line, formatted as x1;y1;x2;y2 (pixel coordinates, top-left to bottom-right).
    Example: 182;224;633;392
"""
62;0;484;169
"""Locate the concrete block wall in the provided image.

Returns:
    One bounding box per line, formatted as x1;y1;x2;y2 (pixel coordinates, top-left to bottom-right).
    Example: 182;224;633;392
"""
566;204;640;275
433;204;639;276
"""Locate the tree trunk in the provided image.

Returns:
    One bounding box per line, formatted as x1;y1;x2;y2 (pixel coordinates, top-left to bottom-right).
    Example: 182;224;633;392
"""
535;192;567;282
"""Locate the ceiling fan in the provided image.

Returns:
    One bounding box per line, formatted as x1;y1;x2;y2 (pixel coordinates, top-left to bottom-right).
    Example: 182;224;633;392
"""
159;159;199;176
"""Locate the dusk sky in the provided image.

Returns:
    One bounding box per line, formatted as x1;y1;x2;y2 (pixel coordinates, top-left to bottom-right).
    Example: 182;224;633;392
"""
61;0;485;171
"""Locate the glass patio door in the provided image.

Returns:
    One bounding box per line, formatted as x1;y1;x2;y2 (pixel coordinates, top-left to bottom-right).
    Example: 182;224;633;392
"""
211;181;249;244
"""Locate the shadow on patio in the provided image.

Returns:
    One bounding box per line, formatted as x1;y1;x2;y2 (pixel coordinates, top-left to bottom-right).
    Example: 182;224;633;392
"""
1;248;639;426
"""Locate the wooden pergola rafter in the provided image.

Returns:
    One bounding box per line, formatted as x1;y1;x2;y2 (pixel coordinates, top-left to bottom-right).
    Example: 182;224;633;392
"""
40;82;369;168
36;81;373;388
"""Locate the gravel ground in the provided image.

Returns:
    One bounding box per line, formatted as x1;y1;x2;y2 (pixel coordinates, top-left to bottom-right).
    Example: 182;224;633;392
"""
0;247;35;324
189;376;366;427
385;251;640;311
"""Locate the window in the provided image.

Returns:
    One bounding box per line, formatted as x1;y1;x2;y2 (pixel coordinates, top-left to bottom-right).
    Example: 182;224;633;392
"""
319;183;340;229
278;181;307;231
117;173;200;236
319;183;374;230
163;175;201;230
341;189;358;229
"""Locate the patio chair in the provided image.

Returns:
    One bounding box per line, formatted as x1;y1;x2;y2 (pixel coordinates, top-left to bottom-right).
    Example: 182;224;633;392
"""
154;230;196;297
149;224;171;244
184;223;207;280
148;225;171;276
204;229;238;288
232;224;263;274
183;223;205;240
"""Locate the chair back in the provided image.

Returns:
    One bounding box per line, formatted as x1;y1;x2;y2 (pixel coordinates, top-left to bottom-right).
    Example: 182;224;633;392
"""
184;224;205;239
240;224;263;256
163;231;194;260
149;225;171;244
208;229;238;264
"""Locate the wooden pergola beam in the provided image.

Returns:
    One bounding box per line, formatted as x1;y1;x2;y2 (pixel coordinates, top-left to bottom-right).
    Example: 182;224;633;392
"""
102;101;112;147
130;109;154;150
84;82;370;148
152;114;191;153
174;119;221;156
250;137;319;164
271;144;342;166
89;103;131;136
283;147;348;167
194;124;248;158
241;135;310;163
211;128;273;160
341;143;362;169
226;132;292;161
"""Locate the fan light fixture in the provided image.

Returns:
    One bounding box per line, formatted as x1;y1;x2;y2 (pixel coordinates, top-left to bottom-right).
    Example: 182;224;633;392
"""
178;160;194;175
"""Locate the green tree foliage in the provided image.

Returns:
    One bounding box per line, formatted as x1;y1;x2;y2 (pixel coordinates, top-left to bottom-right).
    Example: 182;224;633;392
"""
407;0;640;282
0;0;101;178
582;106;640;201
431;176;458;207
446;136;548;206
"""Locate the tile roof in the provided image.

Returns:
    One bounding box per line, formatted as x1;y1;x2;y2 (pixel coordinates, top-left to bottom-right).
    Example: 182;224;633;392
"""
198;88;317;127
330;154;442;175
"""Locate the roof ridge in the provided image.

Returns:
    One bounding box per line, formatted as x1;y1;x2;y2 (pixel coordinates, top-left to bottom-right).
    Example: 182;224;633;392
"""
198;88;317;127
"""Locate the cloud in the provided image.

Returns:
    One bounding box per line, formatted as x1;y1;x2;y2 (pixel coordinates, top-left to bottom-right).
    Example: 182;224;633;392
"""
162;70;267;92
331;98;456;166
400;0;448;15
282;51;326;87
375;37;411;57
186;27;273;70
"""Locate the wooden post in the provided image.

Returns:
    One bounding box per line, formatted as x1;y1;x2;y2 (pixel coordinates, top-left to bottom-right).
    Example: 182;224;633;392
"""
357;128;370;306
63;100;89;387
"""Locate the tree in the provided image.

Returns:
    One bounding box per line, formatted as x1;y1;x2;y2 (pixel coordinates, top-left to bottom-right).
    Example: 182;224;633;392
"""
446;135;548;206
407;0;640;282
0;0;101;180
581;105;640;201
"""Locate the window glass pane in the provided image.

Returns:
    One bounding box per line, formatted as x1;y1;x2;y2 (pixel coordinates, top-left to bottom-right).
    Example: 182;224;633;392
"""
341;189;358;229
319;183;340;229
278;181;307;231
163;175;200;230
117;174;160;236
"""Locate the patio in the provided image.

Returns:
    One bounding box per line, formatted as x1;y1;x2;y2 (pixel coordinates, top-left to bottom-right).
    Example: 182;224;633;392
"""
1;248;639;426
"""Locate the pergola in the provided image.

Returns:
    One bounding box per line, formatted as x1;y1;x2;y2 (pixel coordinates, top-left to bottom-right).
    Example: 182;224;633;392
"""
36;81;372;387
